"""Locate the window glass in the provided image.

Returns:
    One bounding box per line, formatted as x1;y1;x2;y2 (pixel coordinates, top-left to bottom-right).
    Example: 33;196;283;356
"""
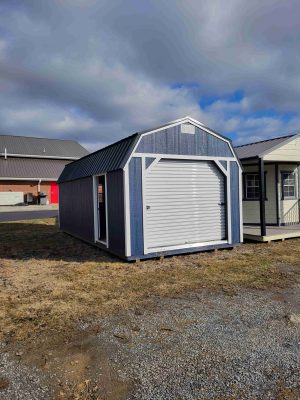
282;172;296;199
246;174;260;199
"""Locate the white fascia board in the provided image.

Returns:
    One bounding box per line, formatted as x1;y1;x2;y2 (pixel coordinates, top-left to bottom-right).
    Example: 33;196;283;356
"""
259;134;300;159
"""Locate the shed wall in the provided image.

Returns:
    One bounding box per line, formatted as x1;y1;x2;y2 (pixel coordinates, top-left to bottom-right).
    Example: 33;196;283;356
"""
135;125;233;157
242;164;277;225
59;176;94;242
106;170;126;257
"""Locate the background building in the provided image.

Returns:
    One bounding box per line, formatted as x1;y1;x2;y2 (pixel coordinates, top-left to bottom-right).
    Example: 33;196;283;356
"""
0;135;88;205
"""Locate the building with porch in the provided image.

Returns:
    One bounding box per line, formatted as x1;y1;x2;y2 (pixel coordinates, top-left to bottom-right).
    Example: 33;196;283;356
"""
235;134;300;242
0;135;88;205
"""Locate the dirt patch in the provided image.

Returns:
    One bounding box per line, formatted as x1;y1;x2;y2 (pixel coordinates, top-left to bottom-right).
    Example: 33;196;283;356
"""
0;377;9;390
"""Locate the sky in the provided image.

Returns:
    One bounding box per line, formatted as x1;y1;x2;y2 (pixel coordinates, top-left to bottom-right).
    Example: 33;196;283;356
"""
0;0;300;151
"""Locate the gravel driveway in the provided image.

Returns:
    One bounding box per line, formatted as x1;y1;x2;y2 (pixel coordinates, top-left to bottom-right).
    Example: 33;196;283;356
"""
98;288;300;399
1;286;299;399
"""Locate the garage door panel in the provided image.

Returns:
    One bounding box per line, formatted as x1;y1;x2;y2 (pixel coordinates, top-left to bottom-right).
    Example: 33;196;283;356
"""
145;159;227;251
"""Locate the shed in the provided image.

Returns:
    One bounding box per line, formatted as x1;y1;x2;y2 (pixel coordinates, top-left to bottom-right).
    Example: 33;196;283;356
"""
235;133;300;242
58;117;243;260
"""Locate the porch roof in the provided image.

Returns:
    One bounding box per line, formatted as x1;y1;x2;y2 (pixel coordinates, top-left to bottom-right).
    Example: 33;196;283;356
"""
235;134;298;160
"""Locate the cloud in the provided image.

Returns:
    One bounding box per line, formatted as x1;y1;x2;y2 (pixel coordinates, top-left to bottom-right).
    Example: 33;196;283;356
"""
0;0;300;150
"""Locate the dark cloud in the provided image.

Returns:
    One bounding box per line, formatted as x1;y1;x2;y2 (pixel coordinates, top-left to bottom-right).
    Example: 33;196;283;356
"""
0;0;299;150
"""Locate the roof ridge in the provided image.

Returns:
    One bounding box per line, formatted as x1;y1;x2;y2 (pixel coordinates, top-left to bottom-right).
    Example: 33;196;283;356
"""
235;134;296;148
0;133;80;143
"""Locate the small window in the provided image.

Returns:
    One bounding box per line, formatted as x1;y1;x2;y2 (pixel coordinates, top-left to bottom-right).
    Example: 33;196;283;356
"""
281;172;296;199
245;173;260;199
181;123;195;134
244;173;267;200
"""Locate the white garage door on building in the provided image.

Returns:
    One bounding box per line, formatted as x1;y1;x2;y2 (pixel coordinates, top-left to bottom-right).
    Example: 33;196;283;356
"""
144;159;227;253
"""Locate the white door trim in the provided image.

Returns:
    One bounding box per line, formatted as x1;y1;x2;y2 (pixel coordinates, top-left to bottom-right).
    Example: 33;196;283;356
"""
93;173;109;247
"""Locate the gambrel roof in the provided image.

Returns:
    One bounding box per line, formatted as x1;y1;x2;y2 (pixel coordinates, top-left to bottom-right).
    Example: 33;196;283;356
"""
58;116;237;183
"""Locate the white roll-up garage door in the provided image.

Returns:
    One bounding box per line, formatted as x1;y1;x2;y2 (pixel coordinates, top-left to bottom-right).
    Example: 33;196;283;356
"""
144;159;227;252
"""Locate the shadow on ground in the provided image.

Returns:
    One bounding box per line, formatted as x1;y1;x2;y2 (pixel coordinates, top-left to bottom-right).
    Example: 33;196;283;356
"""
0;218;119;263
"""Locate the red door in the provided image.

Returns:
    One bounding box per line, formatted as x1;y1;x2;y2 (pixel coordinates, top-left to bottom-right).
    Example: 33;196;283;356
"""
50;182;59;204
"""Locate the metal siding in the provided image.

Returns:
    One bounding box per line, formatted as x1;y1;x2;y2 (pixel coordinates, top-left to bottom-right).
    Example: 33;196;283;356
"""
230;161;241;244
0;157;69;179
106;170;126;257
136;126;233;157
129;157;144;256
59;176;94;242
144;160;226;251
0;135;88;158
59;134;138;183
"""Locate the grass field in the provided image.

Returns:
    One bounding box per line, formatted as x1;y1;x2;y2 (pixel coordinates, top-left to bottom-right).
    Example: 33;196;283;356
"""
1;217;299;342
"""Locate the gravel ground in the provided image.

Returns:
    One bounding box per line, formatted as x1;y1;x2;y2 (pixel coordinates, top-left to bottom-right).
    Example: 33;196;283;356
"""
0;347;51;400
0;287;299;399
98;289;300;399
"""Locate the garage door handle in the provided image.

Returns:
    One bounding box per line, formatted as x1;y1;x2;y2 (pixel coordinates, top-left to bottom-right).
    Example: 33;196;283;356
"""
146;205;151;210
218;202;225;206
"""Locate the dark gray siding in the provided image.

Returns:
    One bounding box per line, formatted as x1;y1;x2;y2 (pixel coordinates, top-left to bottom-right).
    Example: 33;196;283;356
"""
129;157;143;256
106;170;125;257
230;161;241;244
59;176;94;242
136;125;233;157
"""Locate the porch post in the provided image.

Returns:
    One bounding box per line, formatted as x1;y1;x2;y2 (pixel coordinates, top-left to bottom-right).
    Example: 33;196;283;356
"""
275;163;280;226
259;158;266;236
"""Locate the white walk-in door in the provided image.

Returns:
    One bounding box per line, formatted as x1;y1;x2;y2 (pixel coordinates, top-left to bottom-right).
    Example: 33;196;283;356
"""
144;159;227;252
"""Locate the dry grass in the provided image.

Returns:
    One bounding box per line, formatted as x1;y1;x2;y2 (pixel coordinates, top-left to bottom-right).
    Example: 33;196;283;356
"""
0;218;300;342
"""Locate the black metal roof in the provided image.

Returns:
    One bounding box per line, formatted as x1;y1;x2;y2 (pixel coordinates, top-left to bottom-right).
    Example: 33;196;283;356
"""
0;134;89;159
58;133;139;183
0;157;70;179
235;134;296;160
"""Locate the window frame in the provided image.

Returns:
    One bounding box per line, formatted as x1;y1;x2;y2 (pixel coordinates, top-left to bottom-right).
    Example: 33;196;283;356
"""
243;172;268;201
281;171;297;200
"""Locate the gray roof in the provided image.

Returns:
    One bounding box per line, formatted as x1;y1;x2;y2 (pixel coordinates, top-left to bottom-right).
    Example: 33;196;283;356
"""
234;134;296;160
0;157;70;179
58;133;139;183
0;134;89;159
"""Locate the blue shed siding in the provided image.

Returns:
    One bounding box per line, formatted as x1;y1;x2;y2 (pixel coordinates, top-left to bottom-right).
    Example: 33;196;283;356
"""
145;157;156;169
136;126;233;157
106;170;126;257
230;161;240;244
129;157;144;256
